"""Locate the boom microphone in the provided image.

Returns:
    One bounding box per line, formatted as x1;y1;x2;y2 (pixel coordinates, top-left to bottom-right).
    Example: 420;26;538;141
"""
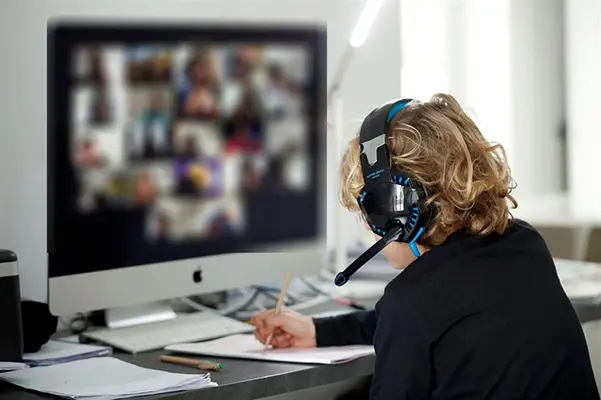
334;225;405;286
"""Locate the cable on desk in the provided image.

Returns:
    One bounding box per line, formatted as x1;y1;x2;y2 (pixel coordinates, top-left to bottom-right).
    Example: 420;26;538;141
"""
254;285;298;305
297;277;368;311
298;277;332;297
258;290;293;307
179;287;261;318
180;276;365;321
288;295;333;312
178;297;217;313
224;288;265;318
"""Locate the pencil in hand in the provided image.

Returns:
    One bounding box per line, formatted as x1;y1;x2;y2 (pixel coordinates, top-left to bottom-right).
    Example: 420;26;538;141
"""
265;271;291;348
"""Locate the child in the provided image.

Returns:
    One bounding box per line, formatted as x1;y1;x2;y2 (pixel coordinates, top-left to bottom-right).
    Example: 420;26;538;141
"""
251;94;599;399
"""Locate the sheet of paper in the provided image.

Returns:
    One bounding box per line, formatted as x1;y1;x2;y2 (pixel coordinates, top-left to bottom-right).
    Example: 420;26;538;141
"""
23;340;111;366
0;356;216;400
0;362;28;372
166;334;374;365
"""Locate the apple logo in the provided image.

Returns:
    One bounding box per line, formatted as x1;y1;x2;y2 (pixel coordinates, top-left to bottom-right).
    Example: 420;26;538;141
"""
192;267;203;284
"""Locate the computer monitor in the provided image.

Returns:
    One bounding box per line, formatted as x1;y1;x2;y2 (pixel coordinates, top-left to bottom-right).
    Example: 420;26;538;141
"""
47;22;326;321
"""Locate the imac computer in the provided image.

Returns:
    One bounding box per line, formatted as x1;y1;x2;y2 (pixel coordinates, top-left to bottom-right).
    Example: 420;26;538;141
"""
47;22;326;335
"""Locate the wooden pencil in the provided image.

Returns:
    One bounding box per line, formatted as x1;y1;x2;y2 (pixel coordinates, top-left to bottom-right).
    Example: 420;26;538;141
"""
159;355;222;371
264;271;291;348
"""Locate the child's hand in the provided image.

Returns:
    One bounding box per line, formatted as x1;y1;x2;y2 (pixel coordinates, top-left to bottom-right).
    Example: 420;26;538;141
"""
250;308;317;349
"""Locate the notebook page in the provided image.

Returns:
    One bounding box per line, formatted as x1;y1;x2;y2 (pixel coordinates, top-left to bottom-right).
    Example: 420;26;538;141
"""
166;334;374;364
0;357;215;399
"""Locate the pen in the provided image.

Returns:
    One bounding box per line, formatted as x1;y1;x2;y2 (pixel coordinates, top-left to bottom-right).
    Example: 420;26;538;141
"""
265;271;291;348
159;355;222;371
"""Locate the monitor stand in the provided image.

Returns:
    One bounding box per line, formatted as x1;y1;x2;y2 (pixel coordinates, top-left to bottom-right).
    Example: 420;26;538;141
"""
105;301;177;329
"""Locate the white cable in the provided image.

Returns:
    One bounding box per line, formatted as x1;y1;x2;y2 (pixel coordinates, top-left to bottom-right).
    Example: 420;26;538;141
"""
178;297;216;313
179;287;261;316
288;295;332;312
320;268;337;281
179;277;337;319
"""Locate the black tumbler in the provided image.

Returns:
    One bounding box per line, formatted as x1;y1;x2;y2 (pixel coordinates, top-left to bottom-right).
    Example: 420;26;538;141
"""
0;250;23;362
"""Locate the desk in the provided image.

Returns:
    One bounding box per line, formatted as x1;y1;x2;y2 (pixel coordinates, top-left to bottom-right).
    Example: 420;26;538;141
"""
2;301;601;400
0;351;374;400
0;300;374;400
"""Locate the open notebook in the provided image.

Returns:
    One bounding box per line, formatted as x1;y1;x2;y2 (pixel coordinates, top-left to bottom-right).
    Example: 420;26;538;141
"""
165;334;374;364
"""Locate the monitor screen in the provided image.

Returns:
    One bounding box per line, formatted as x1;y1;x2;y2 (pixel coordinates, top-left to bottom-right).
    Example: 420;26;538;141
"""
48;24;325;278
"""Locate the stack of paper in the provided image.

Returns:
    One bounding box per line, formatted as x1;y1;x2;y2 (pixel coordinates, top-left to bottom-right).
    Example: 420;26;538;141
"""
23;340;112;366
0;362;28;372
0;357;216;400
166;334;374;364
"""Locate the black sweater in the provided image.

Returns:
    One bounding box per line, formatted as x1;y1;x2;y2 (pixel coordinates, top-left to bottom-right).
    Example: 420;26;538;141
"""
315;220;599;400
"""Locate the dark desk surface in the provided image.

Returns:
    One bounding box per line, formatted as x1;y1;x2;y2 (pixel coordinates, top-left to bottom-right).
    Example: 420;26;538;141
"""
0;353;375;400
574;302;601;324
0;301;373;400
2;300;601;400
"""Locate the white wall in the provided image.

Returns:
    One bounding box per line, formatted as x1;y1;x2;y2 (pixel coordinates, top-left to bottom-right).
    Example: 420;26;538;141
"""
399;0;454;98
400;0;514;157
510;0;564;196
0;0;401;301
399;0;565;218
565;0;601;220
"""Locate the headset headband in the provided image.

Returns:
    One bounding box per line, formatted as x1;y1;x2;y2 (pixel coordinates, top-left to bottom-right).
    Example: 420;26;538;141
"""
358;99;412;184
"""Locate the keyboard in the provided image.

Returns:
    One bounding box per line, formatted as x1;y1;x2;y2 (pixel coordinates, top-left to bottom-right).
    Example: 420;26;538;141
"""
81;312;254;354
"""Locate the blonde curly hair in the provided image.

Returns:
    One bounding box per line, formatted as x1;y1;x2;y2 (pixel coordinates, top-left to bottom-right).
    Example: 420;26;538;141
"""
340;93;517;247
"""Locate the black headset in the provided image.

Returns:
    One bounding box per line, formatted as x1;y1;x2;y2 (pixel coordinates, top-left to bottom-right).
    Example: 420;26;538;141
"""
334;99;432;286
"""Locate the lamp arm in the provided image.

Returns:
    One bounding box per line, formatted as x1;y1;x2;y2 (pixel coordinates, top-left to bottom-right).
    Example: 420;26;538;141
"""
327;44;356;103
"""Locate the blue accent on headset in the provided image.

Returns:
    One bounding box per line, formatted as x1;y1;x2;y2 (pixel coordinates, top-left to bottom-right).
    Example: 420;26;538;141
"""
408;227;426;257
386;100;411;122
371;224;386;237
406;206;419;228
367;168;385;180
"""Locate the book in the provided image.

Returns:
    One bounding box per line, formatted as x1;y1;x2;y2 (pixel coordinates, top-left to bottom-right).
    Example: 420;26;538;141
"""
165;333;374;365
23;340;111;366
0;356;216;400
